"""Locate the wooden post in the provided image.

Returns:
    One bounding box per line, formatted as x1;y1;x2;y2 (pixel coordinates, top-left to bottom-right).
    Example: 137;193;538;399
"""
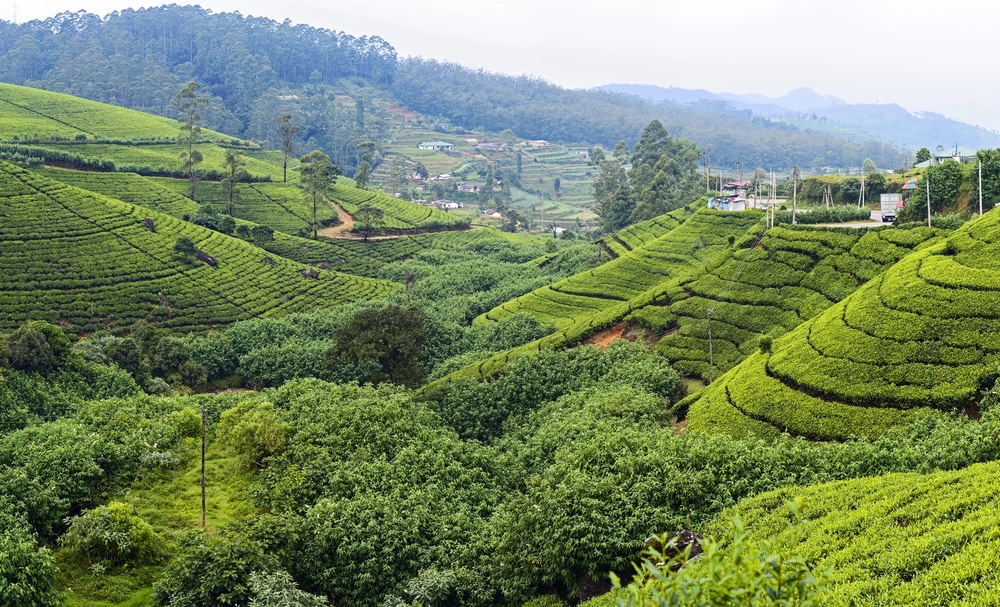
707;309;714;384
201;399;206;530
792;166;798;225
926;173;932;228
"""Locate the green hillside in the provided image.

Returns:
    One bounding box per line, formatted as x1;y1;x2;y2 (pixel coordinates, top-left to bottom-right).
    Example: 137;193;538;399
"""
330;181;469;231
36;168;200;217
423;204;762;388
709;460;1000;605
652;224;945;379
480;205;759;331
689;208;1000;440
0;82;185;140
0;82;281;178
34;166;536;278
0;162;396;333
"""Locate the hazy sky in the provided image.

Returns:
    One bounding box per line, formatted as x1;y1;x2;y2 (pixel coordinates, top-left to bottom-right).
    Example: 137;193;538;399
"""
13;0;1000;131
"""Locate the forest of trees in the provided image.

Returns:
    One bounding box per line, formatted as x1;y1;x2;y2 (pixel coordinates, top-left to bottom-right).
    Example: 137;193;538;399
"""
390;58;906;169
0;6;396;173
0;6;907;175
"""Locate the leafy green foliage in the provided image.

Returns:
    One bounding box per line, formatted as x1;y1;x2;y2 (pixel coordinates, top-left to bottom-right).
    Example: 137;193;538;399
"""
0;512;62;607
328;305;428;386
152;531;279;607
59;501;165;565
422;341;678;442
217;401;290;469
615;513;824;607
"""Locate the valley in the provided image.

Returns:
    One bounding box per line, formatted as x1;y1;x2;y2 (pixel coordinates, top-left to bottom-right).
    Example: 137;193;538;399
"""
3;6;1000;607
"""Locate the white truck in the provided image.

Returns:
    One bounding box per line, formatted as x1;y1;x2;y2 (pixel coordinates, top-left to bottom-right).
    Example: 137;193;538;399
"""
880;193;902;222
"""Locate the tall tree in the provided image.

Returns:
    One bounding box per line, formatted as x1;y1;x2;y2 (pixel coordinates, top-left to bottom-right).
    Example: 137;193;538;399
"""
299;151;341;239
172;81;207;200
915;147;932;164
355;141;374;189
354;205;384;243
327;305;428;387
275;114;300;183
220;149;246;216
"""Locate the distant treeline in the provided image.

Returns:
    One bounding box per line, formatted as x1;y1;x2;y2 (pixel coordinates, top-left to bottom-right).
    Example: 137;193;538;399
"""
0;6;395;135
391;58;905;170
0;6;904;171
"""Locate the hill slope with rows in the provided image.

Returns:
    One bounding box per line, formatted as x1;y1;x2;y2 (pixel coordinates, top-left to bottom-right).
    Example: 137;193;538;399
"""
0;82;281;178
329;181;469;231
710;459;1000;605
35;167;544;278
479;204;760;332
650;224;945;379
422;204;763;389
0;162;396;333
688;208;1000;440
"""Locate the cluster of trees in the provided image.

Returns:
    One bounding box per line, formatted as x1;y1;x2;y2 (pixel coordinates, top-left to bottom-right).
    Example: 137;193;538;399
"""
170;237;597;390
0;7;395;131
123;355;1000;607
592;120;703;231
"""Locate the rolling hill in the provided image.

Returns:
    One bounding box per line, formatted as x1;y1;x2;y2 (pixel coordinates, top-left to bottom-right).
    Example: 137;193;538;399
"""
0;162;396;333
688;207;1000;440
710;460;1000;604
651;224;945;379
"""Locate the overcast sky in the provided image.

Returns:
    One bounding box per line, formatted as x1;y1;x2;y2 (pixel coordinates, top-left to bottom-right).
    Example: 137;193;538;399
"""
13;0;1000;131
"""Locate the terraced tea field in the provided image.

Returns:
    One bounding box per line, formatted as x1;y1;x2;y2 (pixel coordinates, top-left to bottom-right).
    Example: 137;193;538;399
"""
151;177;327;234
37;168;199;217
421;205;763;388
329;181;469;231
480;205;758;332
0;82;183;140
653;224;944;379
0;162;396;333
688;208;1000;440
716;461;1000;604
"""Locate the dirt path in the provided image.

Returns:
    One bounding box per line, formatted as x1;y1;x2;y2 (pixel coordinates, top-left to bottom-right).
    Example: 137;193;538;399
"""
317;197;355;238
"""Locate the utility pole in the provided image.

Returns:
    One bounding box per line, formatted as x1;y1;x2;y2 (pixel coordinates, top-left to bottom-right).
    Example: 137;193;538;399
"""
858;174;866;210
201;399;206;530
707;309;714;384
926;173;932;228
792;166;798;225
979;160;984;215
706;149;712;194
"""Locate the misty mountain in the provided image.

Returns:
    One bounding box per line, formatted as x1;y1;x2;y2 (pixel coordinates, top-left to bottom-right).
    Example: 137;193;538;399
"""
599;83;1000;151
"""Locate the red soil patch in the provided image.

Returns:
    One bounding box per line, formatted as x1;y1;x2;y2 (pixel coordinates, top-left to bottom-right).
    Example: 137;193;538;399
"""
583;323;627;348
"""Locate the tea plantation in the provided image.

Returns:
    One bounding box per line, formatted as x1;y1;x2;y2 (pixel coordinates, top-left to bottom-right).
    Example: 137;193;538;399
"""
424;205;763;387
479;204;759;332
708;460;1000;605
689;208;1000;440
329;180;469;231
652;224;945;379
0;162;396;333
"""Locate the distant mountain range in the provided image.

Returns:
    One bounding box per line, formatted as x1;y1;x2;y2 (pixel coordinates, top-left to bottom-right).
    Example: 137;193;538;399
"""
598;84;1000;152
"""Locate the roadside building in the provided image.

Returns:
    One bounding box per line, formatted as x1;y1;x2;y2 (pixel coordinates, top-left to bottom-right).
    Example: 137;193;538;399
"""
418;141;454;151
